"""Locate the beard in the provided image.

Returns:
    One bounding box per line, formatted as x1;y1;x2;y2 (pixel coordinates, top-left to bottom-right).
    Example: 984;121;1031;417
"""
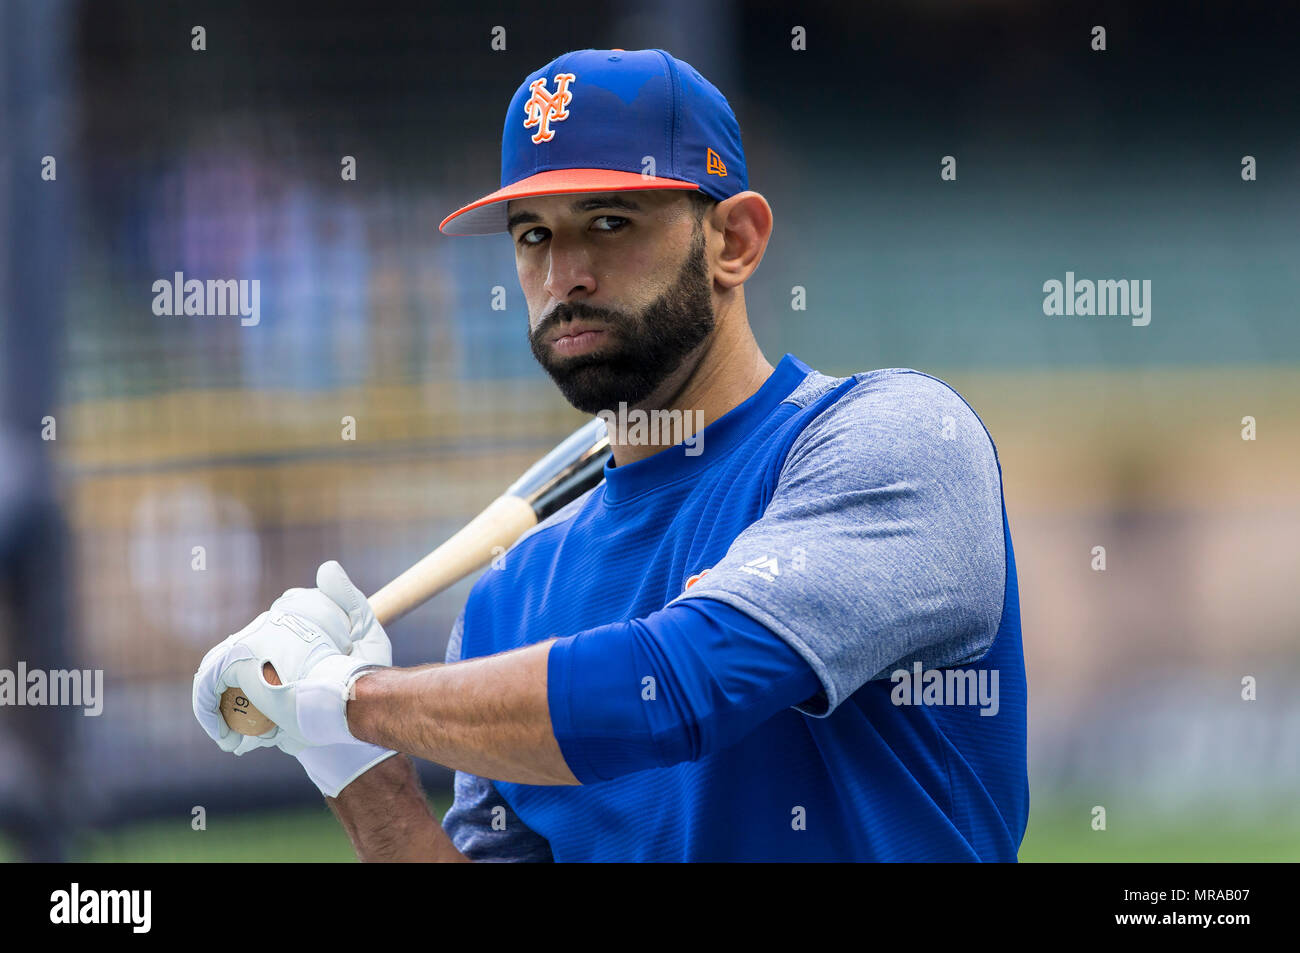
528;223;714;414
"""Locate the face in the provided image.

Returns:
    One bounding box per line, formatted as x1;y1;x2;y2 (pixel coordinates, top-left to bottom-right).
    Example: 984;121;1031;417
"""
508;190;715;414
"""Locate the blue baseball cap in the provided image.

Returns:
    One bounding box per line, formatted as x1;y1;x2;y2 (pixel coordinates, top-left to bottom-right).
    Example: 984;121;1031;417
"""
439;48;748;236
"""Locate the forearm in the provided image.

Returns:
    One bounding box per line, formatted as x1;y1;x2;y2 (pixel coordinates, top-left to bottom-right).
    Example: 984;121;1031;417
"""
326;753;469;862
345;602;819;789
347;639;579;786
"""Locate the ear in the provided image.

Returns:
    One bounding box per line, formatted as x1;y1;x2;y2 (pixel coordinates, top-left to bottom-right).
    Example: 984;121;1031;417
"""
711;191;773;290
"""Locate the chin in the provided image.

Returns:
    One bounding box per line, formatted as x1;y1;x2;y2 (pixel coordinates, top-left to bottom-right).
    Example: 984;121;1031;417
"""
551;368;642;414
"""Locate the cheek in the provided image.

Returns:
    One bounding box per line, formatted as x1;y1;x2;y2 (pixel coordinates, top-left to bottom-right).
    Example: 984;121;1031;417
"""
644;236;689;284
516;262;546;313
602;246;671;304
516;256;541;289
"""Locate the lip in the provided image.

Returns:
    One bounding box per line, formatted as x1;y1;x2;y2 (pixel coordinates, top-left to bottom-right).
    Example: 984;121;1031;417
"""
552;328;607;357
547;320;608;345
548;321;611;356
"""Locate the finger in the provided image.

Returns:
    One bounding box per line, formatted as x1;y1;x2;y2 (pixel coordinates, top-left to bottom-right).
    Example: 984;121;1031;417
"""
232;730;277;757
317;560;376;640
193;677;240;752
272;586;312;604
271;587;352;654
217;658;282;756
194;645;258;752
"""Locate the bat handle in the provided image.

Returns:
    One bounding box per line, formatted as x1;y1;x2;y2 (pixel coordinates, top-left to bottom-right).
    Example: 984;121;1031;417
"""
219;664;282;736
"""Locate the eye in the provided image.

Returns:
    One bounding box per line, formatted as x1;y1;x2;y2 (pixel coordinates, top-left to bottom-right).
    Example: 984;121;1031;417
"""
518;226;549;247
592;215;629;232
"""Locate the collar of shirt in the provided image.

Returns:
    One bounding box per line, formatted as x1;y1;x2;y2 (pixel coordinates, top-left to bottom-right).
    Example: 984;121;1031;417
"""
600;353;811;505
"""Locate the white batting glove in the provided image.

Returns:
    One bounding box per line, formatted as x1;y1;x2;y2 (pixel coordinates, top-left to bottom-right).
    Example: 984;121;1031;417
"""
192;560;394;762
312;559;393;670
191;604;335;757
274;735;397;798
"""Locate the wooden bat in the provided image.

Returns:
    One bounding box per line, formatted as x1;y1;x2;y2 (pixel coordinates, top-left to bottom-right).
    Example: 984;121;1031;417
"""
219;417;611;736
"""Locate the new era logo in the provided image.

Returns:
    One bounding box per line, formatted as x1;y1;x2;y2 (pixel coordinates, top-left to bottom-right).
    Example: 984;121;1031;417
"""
706;148;727;176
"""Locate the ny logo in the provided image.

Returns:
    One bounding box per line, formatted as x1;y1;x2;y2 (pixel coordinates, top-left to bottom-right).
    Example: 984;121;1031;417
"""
523;73;576;144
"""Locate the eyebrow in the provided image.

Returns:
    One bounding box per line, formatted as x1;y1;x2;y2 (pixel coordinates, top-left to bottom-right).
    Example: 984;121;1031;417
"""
506;195;646;233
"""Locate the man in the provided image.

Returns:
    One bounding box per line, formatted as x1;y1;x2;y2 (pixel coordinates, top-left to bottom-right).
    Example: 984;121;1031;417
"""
193;48;1028;861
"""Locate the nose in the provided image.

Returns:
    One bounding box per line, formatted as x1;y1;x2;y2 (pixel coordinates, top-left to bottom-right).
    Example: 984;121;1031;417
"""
542;237;598;304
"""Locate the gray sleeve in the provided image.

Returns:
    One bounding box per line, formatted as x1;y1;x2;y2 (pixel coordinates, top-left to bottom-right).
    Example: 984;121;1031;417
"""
669;369;1006;718
438;610;554;862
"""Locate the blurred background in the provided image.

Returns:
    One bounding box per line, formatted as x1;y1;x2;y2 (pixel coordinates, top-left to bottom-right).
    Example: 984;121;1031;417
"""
1;0;1297;861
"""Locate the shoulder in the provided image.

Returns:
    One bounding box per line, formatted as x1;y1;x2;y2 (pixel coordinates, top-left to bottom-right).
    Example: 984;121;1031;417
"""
785;367;1000;476
811;367;990;438
771;368;1004;514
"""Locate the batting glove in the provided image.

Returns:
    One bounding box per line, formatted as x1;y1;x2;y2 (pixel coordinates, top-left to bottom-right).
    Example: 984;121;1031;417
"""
274;735;397;798
192;560;392;753
265;559;399;795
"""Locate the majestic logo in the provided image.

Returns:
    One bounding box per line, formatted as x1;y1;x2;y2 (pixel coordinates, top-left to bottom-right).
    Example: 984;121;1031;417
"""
523;73;576;144
739;555;780;582
706;148;727;176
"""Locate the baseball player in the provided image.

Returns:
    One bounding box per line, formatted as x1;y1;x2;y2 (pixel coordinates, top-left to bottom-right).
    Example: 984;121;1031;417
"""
193;47;1028;861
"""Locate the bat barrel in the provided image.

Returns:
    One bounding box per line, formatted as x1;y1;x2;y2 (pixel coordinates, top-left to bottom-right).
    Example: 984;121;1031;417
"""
506;416;610;519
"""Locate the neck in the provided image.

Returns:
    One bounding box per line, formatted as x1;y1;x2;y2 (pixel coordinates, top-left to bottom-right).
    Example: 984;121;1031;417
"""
607;306;773;466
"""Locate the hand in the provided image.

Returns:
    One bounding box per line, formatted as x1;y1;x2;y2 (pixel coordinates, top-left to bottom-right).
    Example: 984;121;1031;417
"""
311;559;393;670
276;561;399;795
193;561;393;754
275;734;398;799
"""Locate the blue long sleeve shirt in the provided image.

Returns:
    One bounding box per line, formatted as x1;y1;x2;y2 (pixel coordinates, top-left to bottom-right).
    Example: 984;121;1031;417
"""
441;354;1028;861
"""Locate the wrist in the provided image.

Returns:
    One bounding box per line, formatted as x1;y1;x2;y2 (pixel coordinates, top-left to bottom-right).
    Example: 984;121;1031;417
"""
297;743;397;798
343;665;389;746
298;655;384;746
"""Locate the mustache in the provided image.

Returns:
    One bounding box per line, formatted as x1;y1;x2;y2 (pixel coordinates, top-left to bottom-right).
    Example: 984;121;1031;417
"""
534;303;626;341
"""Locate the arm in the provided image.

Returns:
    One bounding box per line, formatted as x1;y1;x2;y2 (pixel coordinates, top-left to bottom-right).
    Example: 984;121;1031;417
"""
348;640;578;786
672;370;1008;710
326;752;471;862
345;599;821;786
324;374;1001;802
326;608;546;862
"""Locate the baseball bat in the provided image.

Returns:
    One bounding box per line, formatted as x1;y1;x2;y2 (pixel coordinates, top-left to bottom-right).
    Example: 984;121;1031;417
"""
218;416;611;737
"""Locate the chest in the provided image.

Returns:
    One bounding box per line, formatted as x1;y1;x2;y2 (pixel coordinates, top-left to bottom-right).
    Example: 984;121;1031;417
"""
463;460;778;655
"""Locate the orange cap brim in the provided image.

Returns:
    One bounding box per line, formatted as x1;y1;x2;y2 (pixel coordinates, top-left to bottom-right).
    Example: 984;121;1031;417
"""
439;169;701;236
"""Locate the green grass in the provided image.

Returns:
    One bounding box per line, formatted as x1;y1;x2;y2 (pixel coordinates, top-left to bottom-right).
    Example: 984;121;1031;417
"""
82;806;370;863
1019;803;1300;862
3;796;454;863
4;798;1298;861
